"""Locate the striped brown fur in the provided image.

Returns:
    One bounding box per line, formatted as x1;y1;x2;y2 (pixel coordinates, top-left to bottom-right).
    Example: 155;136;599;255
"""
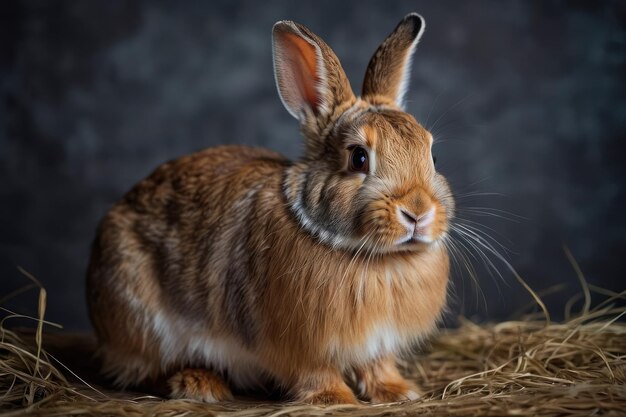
87;13;454;404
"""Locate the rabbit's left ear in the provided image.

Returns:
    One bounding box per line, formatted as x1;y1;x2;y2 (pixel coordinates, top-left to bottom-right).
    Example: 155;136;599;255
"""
273;21;355;130
362;13;425;109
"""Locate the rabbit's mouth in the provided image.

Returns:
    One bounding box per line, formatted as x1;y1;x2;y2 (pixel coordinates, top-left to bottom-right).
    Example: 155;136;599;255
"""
400;235;434;245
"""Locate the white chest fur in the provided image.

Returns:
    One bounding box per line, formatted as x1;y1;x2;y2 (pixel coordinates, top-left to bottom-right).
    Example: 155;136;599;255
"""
326;324;408;368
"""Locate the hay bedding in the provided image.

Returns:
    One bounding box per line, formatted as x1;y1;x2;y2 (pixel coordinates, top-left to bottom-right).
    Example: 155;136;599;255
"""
1;277;624;416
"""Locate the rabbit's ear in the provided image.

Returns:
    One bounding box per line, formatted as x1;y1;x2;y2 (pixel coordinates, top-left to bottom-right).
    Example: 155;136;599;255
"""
273;21;354;127
362;13;425;109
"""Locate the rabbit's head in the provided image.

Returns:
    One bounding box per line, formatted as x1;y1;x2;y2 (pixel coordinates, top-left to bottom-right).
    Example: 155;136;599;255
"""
274;14;454;253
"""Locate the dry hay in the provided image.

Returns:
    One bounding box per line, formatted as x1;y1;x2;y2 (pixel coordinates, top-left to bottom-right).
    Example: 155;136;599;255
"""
1;269;625;416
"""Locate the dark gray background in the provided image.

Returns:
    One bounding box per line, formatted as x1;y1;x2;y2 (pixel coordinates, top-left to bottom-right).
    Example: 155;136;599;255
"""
1;1;624;330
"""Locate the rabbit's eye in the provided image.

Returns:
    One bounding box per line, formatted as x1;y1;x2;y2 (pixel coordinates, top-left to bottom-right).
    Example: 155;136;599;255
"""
349;146;369;173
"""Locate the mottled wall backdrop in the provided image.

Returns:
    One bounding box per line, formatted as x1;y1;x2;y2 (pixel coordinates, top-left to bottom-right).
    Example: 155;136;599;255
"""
1;1;624;330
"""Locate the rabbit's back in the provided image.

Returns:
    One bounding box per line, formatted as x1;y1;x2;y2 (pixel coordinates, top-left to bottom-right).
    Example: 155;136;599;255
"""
86;145;288;386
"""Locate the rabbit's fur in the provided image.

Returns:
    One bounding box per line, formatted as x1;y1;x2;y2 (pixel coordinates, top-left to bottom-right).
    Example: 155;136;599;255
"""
87;13;455;404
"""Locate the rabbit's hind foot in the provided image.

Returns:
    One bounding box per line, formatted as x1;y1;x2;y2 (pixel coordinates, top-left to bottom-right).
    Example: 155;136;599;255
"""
168;368;234;403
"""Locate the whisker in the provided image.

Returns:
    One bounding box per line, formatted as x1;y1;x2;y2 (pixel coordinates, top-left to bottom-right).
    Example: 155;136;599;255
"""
449;227;506;308
455;216;513;240
430;115;471;141
454;191;506;198
424;90;444;130
458;206;526;219
428;94;475;135
451;227;502;283
454;219;515;256
456;208;526;223
443;234;488;312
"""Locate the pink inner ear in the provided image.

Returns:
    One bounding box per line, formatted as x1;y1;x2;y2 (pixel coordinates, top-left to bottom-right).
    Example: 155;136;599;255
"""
279;32;320;112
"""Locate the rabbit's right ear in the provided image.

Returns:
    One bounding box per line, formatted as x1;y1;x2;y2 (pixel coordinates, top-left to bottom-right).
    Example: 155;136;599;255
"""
272;21;355;131
362;14;425;109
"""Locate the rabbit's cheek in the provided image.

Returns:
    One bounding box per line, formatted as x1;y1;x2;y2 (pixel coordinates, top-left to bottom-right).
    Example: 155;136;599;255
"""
357;201;394;239
430;204;450;239
432;173;455;222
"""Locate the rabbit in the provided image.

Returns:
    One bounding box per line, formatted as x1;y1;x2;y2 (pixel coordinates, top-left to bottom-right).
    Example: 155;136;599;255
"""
86;13;455;405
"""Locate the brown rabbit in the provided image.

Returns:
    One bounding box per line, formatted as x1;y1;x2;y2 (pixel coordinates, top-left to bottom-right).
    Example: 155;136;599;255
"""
87;13;454;404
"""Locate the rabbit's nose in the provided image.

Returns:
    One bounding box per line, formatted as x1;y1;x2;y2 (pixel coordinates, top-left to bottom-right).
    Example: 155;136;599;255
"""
399;206;436;243
414;205;435;237
399;208;419;225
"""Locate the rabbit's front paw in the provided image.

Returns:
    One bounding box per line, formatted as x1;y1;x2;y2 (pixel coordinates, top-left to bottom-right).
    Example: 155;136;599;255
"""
168;368;233;403
301;386;359;405
292;370;359;405
365;380;421;404
356;356;421;404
